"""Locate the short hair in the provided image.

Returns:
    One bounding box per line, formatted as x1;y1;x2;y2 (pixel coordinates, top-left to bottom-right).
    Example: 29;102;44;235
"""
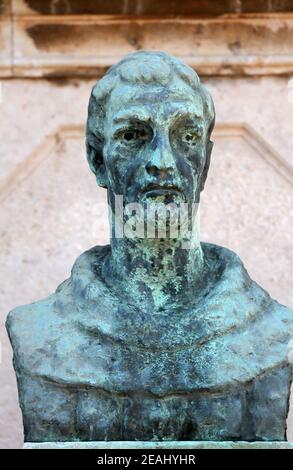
86;51;215;183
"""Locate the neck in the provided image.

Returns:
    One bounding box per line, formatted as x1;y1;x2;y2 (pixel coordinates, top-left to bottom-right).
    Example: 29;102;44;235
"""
102;235;205;310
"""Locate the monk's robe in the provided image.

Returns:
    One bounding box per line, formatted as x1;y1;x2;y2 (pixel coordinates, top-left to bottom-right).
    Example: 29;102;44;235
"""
6;243;293;442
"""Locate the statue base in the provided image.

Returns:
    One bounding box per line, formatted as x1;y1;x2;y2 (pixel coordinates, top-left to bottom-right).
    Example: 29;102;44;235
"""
23;441;293;449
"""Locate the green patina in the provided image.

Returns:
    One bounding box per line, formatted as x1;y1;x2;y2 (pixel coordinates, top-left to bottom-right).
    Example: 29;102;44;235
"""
6;52;293;443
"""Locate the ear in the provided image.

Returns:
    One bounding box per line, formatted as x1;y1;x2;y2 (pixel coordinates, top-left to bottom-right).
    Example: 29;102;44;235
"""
200;140;213;192
86;132;108;189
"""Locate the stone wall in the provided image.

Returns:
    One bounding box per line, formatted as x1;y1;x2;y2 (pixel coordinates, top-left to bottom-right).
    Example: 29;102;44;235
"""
0;1;292;448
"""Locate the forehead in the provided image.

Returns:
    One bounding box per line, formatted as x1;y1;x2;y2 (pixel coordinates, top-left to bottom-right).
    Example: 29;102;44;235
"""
106;82;204;122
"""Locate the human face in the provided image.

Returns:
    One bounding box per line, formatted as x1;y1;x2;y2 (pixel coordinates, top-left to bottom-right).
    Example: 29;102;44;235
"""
103;82;210;208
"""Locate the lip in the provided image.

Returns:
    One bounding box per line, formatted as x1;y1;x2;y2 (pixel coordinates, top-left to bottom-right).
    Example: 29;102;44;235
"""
141;184;182;195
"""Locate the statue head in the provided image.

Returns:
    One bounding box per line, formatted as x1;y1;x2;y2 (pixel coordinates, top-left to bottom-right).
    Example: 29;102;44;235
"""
86;51;215;212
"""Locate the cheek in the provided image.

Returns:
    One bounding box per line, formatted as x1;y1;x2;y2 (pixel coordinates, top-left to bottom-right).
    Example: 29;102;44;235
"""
104;144;145;196
177;147;205;181
176;155;192;179
104;144;130;182
188;147;206;176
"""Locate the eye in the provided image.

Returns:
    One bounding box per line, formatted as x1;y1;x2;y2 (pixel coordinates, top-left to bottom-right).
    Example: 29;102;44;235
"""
181;127;203;145
123;130;137;141
119;127;150;144
183;132;196;143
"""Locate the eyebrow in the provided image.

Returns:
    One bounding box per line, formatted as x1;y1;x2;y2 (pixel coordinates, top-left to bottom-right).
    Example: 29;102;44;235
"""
112;102;203;125
165;102;203;119
112;108;151;124
168;110;202;121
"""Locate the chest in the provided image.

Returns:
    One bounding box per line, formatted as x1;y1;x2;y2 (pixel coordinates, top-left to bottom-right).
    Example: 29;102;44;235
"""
21;380;255;442
19;366;291;443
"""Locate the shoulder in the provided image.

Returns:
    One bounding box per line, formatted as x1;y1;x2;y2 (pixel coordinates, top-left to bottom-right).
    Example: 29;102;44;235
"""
200;242;293;377
6;293;56;341
202;242;293;322
202;241;252;277
6;245;110;376
6;293;59;374
6;244;109;328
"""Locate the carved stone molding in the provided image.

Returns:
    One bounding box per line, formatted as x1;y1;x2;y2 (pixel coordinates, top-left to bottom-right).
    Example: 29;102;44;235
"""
1;2;293;77
0;125;83;202
214;123;293;186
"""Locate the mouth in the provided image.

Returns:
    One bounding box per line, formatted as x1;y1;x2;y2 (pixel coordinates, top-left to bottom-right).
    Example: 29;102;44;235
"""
140;184;182;196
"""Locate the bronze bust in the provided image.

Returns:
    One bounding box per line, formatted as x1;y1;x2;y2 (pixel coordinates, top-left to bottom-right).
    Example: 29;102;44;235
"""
6;51;293;443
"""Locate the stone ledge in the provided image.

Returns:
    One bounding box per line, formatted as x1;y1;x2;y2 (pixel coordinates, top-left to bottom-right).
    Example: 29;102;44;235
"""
2;13;293;77
23;441;293;449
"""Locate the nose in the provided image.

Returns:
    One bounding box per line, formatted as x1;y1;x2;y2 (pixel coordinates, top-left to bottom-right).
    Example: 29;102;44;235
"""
145;137;176;178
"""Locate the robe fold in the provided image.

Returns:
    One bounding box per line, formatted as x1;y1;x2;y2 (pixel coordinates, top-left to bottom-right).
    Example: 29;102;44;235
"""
6;243;293;442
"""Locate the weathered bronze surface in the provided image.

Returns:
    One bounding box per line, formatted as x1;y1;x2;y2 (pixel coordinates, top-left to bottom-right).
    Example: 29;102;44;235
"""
7;51;293;442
